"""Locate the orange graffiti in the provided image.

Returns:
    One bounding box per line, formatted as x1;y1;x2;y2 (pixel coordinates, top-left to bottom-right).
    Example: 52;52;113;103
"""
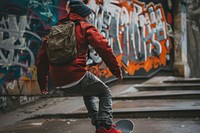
86;0;172;78
22;65;37;81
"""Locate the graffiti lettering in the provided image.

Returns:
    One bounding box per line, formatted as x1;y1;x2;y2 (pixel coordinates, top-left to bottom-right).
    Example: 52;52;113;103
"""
28;0;56;23
19;96;38;105
0;0;173;99
6;80;16;90
0;15;40;68
86;0;172;76
0;97;7;112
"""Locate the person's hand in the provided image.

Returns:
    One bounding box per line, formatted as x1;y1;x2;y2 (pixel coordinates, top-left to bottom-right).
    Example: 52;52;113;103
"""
117;71;123;83
41;88;48;95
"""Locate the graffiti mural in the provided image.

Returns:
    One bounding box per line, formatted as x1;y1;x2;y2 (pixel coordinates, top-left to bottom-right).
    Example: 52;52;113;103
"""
86;0;173;81
0;0;67;112
0;0;173;102
186;0;200;77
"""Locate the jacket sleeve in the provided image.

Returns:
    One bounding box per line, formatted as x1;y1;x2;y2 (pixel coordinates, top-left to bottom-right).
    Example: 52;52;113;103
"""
36;38;49;90
85;23;121;77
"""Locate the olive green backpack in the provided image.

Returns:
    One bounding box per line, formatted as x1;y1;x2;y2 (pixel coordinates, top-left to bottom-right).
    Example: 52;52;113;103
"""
46;21;78;65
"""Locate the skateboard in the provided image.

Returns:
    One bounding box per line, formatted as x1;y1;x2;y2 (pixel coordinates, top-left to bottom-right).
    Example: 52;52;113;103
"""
115;119;134;133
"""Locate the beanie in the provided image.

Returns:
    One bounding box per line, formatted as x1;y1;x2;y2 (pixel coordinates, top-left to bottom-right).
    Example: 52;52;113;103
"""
69;0;92;18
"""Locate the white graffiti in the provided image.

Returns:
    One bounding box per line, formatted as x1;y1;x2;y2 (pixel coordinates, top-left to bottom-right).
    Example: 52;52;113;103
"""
6;80;16;90
28;0;56;22
0;15;41;69
19;96;38;105
86;1;171;66
86;45;102;65
0;96;8;112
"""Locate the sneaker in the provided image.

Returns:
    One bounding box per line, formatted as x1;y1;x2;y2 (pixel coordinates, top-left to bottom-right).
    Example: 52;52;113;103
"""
96;125;122;133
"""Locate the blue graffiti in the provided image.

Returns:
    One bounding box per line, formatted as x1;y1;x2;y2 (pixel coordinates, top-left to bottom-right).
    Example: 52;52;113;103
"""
0;0;66;87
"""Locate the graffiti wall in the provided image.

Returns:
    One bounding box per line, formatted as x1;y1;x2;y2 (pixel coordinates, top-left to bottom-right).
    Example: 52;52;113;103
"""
0;0;67;112
86;0;173;82
0;0;173;102
186;0;200;77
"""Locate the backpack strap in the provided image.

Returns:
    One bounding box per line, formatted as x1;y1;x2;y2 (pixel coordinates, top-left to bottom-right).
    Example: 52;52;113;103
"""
61;18;85;25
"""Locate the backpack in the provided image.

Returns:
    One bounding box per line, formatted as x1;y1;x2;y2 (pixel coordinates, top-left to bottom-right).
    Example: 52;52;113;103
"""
46;21;78;65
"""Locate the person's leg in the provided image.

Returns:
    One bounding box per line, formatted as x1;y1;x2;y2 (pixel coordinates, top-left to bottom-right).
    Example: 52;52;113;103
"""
61;71;113;129
83;96;98;127
60;83;99;127
79;72;113;128
97;88;113;129
83;90;113;129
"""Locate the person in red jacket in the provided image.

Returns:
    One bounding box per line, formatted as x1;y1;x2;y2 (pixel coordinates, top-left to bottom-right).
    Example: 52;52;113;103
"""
36;0;122;133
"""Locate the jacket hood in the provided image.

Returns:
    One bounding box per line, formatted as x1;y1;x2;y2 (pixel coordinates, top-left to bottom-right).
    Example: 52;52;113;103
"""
58;13;86;24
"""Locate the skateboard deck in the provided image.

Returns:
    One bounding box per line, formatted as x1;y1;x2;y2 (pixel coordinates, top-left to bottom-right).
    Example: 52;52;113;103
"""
115;119;134;133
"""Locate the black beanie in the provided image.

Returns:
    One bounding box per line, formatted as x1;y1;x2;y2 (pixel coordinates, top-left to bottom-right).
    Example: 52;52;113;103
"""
69;0;92;18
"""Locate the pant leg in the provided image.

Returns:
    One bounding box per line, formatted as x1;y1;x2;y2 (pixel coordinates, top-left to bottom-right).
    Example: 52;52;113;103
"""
79;71;113;127
83;96;98;126
62;71;113;127
97;88;113;127
61;85;99;126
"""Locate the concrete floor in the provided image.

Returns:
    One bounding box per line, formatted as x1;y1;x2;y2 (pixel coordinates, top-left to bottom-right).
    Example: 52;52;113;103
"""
0;76;200;133
0;118;200;133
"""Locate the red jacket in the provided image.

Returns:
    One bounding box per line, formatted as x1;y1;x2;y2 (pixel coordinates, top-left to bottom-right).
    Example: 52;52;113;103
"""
36;13;121;90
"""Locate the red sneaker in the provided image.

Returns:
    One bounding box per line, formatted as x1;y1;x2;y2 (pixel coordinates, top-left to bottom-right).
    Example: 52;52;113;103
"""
96;125;122;133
